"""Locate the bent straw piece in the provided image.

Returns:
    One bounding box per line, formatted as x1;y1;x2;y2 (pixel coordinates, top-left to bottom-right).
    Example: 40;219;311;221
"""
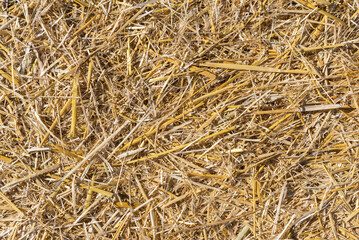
200;62;311;74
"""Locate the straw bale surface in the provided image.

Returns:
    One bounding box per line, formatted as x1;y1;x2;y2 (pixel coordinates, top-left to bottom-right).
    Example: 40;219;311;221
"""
1;0;359;239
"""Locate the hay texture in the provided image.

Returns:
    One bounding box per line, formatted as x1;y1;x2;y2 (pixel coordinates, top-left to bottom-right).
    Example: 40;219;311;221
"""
1;0;359;239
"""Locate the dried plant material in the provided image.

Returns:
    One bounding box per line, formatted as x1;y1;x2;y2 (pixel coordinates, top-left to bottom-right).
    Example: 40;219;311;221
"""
0;69;20;86
0;191;24;217
1;164;60;189
68;72;79;138
1;0;359;239
295;0;346;24
200;62;311;74
299;42;348;52
250;104;353;115
54;120;131;189
236;225;250;240
39;99;72;147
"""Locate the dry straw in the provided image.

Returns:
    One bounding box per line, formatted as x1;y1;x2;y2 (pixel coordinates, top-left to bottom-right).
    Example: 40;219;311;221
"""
0;0;359;239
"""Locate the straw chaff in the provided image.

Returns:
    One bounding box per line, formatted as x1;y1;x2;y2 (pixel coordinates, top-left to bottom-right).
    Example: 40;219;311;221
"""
1;0;359;239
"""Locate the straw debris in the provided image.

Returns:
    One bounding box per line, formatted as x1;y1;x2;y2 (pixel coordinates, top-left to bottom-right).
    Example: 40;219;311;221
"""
1;0;359;239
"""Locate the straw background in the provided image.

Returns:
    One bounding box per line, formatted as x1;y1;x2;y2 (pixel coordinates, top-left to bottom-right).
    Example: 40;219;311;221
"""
1;0;359;239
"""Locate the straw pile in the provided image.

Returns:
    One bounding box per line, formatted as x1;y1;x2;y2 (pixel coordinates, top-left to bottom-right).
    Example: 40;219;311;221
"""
1;0;359;239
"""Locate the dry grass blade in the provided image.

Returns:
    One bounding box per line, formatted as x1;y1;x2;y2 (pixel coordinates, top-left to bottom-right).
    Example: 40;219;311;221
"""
250;104;353;115
200;62;311;74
